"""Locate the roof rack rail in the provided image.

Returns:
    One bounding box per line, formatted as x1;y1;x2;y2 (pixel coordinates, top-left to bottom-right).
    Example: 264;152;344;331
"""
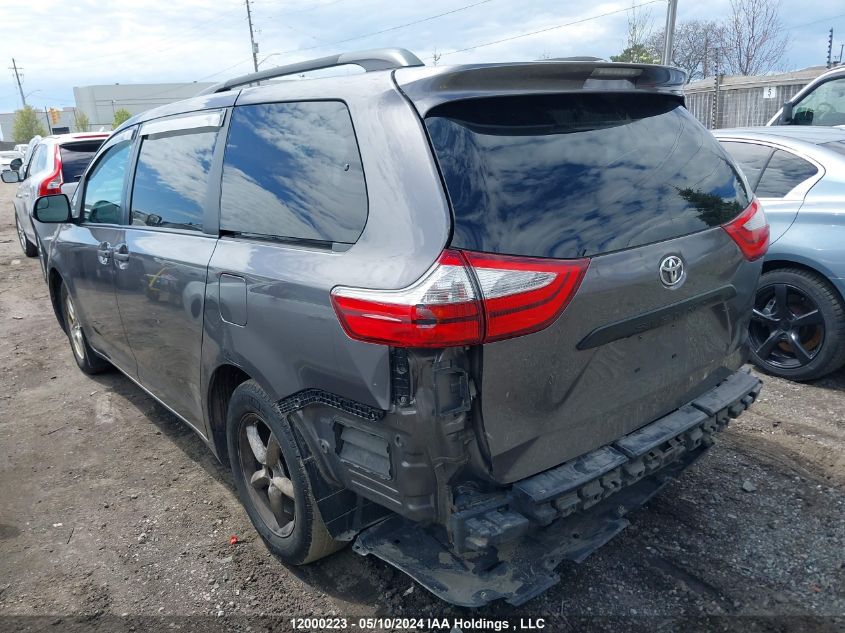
199;48;424;95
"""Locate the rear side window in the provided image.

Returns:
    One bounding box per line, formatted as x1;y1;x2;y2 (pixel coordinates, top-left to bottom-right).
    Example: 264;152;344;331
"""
426;94;750;259
755;150;818;198
719;141;773;191
130;130;218;231
220;101;367;244
60;141;104;184
28;144;48;177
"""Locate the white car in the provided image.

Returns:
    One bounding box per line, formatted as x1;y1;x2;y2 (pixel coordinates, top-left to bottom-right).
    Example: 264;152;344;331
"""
1;132;109;264
0;150;23;172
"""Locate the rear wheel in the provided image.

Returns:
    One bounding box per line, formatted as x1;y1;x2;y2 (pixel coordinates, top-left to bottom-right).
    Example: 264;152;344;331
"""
749;268;845;381
15;214;37;257
60;285;111;374
226;380;343;564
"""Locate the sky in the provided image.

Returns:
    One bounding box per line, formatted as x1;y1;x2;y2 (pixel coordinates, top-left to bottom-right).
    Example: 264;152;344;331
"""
2;0;845;113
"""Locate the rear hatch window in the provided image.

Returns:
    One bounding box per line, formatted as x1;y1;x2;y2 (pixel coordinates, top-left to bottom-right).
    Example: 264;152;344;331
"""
60;141;105;183
425;93;749;259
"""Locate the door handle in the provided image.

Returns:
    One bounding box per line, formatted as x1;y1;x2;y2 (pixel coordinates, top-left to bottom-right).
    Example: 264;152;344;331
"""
97;241;112;265
113;243;130;267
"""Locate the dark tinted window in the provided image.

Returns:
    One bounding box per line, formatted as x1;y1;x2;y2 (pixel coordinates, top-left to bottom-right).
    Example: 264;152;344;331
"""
83;140;132;224
719;141;773;191
60;141;104;183
426;94;749;259
220;101;367;243
756;150;818;198
130;130;218;231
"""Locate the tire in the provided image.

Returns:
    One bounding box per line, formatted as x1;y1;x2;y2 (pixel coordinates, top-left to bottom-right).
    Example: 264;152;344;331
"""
749;268;845;381
15;214;37;257
60;284;112;374
226;380;344;565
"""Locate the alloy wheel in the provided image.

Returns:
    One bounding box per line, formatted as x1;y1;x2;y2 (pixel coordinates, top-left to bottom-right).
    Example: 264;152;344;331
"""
64;293;86;362
750;282;824;369
238;414;296;538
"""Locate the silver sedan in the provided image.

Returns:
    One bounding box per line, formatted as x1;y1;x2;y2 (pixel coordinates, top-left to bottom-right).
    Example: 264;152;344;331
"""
715;126;845;381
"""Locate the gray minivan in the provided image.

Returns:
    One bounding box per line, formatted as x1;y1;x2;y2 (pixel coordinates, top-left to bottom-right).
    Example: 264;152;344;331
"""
32;49;765;606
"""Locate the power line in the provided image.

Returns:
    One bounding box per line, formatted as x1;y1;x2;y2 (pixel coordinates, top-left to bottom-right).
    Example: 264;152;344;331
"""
436;0;665;58
262;0;496;60
785;12;845;31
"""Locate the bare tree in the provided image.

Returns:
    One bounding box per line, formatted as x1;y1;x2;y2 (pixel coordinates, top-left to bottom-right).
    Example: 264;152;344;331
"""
720;0;788;75
611;3;657;63
432;49;442;66
649;20;723;82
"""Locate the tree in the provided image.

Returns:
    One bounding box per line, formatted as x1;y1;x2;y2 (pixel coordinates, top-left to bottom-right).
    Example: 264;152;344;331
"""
12;106;47;143
720;0;788;75
74;110;90;133
612;4;657;63
649;20;723;82
112;108;132;128
611;44;658;64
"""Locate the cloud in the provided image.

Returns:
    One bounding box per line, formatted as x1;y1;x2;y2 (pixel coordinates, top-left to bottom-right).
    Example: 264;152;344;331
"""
1;0;842;113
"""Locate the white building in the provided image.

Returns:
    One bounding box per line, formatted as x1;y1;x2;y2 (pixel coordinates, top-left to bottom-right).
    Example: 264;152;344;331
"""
73;82;215;129
0;81;215;143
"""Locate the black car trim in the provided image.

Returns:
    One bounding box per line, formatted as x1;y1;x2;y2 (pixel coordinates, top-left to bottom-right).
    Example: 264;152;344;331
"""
576;285;737;350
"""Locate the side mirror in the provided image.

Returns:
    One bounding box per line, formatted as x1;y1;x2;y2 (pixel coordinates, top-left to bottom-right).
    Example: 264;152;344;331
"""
10;158;22;171
33;194;72;223
781;101;794;124
1;170;21;183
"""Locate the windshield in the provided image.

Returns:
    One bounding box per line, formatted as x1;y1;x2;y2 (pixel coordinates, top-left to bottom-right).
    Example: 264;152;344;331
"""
793;77;845;127
426;93;749;259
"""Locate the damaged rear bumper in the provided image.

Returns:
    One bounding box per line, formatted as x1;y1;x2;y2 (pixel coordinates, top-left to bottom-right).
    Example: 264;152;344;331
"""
353;369;762;607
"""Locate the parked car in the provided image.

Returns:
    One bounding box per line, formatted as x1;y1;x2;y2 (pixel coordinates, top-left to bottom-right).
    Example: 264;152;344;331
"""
1;132;109;264
768;65;845;127
29;50;766;607
14;143;29;154
0;150;23;172
715;126;845;381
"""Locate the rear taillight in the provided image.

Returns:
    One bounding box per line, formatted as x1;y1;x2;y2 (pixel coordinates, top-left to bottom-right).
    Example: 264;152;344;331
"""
722;199;769;261
331;250;589;347
38;146;63;197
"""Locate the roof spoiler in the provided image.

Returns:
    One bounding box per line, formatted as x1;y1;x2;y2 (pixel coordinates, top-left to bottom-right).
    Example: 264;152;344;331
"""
393;61;688;115
198;48;424;95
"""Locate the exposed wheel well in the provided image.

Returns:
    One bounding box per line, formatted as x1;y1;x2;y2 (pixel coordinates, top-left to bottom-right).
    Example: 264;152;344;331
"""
207;364;251;465
762;260;845;304
47;269;66;333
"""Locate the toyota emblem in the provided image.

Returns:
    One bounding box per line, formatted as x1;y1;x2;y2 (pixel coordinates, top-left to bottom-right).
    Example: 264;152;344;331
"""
659;255;685;287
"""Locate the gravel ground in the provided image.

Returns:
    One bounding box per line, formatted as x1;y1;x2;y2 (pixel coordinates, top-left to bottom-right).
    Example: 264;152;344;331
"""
0;182;843;632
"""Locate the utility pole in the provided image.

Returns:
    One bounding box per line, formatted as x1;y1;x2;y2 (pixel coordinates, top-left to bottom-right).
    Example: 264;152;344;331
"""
10;58;26;107
245;0;259;72
827;29;834;69
43;106;52;134
662;0;679;66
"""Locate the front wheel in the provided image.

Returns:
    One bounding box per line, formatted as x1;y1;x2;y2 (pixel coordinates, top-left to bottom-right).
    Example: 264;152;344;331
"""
226;380;344;565
749;268;845;381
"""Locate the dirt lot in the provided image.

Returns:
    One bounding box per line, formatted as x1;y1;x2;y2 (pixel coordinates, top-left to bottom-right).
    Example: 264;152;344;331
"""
0;181;843;632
